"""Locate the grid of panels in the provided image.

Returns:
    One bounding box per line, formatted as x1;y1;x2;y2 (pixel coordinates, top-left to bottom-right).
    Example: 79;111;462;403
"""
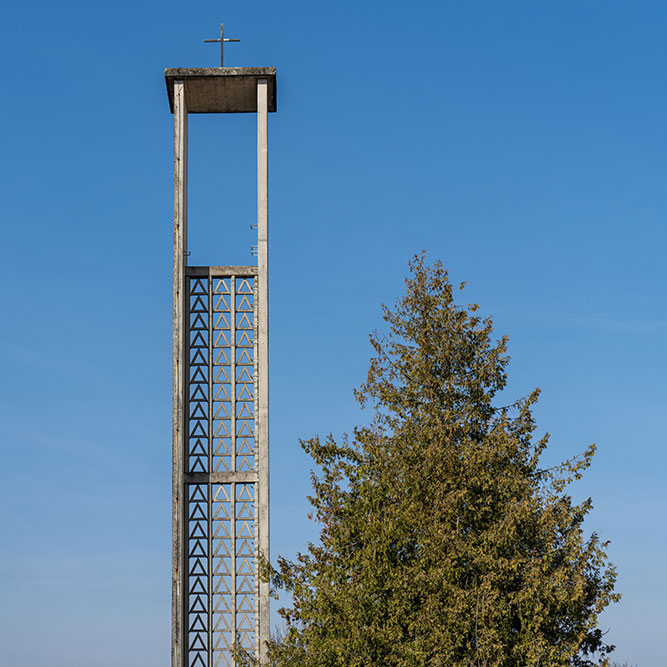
187;484;209;667
188;279;209;474
184;274;258;667
212;279;232;474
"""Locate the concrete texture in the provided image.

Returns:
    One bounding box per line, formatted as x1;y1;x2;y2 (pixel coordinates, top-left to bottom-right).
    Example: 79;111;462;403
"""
168;67;275;666
164;68;277;113
171;79;187;667
255;78;270;665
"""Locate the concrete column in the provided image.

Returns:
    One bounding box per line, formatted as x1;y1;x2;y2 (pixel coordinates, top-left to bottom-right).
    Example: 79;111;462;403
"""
256;77;270;665
172;79;188;667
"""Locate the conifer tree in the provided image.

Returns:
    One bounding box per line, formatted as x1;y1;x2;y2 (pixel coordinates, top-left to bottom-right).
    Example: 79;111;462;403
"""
252;255;619;666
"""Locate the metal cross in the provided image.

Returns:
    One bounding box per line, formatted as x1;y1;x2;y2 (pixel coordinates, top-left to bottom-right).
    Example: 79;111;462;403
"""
204;23;240;67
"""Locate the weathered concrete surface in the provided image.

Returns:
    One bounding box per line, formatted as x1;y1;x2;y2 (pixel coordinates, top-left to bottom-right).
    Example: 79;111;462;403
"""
165;67;277;113
168;64;275;667
256;77;270;665
172;79;187;667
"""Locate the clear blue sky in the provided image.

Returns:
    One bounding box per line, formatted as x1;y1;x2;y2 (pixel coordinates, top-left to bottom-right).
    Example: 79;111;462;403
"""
1;1;665;665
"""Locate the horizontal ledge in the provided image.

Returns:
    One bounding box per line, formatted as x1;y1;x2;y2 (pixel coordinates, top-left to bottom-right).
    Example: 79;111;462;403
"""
185;471;258;484
165;66;276;77
186;265;258;277
165;67;277;114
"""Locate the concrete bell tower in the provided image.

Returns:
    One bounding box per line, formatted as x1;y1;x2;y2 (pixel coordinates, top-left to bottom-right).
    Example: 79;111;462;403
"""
165;26;276;667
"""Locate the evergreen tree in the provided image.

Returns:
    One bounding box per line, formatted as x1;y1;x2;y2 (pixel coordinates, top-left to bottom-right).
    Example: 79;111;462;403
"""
252;256;619;666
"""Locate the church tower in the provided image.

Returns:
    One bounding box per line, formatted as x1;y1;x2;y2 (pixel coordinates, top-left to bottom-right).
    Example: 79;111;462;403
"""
166;25;276;666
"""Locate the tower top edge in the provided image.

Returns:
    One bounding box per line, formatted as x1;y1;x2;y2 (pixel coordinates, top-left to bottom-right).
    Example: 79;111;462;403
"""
164;68;277;114
165;66;276;77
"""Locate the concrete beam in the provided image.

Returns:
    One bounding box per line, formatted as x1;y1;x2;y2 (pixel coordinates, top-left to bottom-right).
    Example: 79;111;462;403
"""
172;79;188;667
165;68;277;114
256;77;270;665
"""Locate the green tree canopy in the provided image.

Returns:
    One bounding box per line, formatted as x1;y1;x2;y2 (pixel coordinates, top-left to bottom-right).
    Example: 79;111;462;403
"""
254;256;618;667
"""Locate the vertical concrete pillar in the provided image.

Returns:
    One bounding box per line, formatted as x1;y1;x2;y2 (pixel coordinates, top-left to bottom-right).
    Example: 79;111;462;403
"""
256;77;270;665
172;79;188;667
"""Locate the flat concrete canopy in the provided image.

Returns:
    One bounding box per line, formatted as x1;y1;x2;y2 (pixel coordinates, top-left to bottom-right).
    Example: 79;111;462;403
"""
164;67;277;113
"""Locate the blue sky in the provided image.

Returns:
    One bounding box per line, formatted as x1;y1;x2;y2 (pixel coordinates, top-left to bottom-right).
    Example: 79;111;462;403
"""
1;1;666;665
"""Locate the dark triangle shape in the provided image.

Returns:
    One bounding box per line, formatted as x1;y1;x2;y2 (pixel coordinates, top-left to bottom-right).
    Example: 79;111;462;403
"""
191;655;206;667
190;634;207;651
189;558;207;576
191;313;208;330
191;349;208;366
191;575;208;594
190;438;208;455
191;331;208;347
190;385;207;402
191;421;208;437
191;367;208;384
189;615;207;632
190;523;208;540
190;457;206;472
190;278;207;295
191;402;208;420
190;486;207;502
191;295;208;313
189;540;207;558
189;503;207;521
189;595;207;613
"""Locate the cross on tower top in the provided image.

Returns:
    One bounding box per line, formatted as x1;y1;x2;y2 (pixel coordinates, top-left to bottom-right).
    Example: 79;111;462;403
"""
204;23;240;67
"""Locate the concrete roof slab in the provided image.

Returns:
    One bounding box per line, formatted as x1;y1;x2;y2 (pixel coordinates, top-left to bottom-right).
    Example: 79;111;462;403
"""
164;67;277;114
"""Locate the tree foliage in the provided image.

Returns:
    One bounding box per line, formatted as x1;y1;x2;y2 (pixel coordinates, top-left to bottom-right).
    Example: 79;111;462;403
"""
251;256;619;666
